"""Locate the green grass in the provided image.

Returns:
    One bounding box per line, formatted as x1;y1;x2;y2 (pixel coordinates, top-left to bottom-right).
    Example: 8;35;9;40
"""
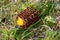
0;0;60;40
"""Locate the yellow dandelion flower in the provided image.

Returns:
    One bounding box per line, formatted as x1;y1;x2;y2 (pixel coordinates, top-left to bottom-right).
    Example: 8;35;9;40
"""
16;17;24;26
